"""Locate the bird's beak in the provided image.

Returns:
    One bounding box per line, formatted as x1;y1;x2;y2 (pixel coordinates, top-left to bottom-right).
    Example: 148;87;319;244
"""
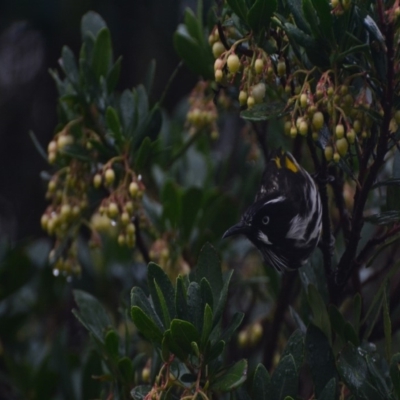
222;222;247;239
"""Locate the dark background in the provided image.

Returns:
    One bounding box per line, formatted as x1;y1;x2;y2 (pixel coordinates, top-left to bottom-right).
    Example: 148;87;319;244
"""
0;0;196;243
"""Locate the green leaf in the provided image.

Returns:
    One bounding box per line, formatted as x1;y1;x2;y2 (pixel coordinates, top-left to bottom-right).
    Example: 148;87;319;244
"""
307;284;331;344
281;329;305;371
286;0;311;34
131;306;163;345
105;330;119;359
81;11;107;40
337;343;388;400
318;378;337;400
92;28;112;80
118;357;133;383
120;89;135;134
161;181;182;229
240;101;289;121
390;353;400;399
328;304;348;344
220;312;244;344
210;359;248;391
283;23;317;49
310;0;333;43
130;385;151;400
173;25;213;80
227;0;249;22
163;330;187;361
72;290;112;344
252;363;271;400
213;270;234;328
364;211;400;225
289;306;307;333
343;322;359;347
372;178;400;189
134;105;162;149
195;243;223;306
147;262;176;327
170;319;200;354
302;0;320;38
362;283;385;340
184;8;204;45
201;304;213;348
61;46;79;85
144;59;156;96
383;286;392;361
134;137;155;172
247;0;277;33
106;106;123;146
130;286;164;331
200;278;214;310
206;340;225;363
270;354;298;400
187;281;203;332
29;130;48;162
107;56;122;93
175;275;189;321
306;324;337;398
181;187;203;239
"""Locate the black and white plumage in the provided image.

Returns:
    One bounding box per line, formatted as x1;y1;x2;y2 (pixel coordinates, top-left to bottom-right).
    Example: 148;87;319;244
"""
223;150;322;271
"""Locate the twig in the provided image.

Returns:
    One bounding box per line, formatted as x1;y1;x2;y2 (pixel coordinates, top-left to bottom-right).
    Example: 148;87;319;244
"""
306;137;333;298
263;272;297;370
252;121;269;161
134;217;150;264
334;20;395;295
217;21;253;57
329;168;351;240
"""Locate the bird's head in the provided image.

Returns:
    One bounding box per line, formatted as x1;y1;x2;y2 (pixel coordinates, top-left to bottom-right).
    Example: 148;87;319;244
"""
222;195;291;248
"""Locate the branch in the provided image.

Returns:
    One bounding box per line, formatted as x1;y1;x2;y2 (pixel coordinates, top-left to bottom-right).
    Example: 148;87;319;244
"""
334;21;395;294
263;272;297;370
306;137;333;298
134;217;150;264
252;121;269;161
329;167;351;240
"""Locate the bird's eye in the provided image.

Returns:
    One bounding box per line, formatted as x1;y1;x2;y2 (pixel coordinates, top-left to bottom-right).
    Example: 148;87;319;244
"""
262;216;270;225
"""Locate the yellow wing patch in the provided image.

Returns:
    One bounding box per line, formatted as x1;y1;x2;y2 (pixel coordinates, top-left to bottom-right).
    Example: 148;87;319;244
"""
284;156;299;173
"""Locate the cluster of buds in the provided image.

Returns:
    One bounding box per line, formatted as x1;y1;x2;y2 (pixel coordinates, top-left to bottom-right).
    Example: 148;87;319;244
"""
237;321;263;348
186;81;219;139
42;120;147;276
90;165;144;249
210;24;290;110
281;69;381;162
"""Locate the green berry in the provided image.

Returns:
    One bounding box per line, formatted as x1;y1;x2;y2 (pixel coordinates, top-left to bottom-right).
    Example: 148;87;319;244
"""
129;181;139;197
324;146;333;161
299;120;309;136
254;58;264;74
312;111;324;130
105;168;115;185
57;134;74;150
239;90;248;106
215;69;223;82
108;202;119;218
227;54;240;74
336;137;349;156
277;60;286;77
300;93;308;108
212;41;225;58
93;174;102;188
335;124;345;139
251;83;266;103
247;96;255;108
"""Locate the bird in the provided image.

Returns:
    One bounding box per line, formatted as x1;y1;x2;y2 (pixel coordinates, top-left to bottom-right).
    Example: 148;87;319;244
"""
222;149;322;271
